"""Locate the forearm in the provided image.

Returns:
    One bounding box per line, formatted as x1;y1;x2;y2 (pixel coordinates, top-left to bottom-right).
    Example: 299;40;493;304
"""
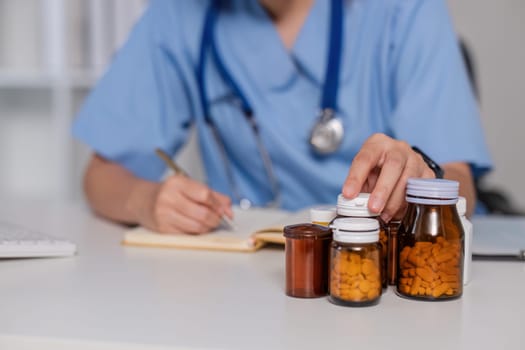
83;155;159;225
442;162;476;218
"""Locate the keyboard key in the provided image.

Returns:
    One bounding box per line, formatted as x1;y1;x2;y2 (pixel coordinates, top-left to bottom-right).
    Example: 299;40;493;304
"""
0;221;76;258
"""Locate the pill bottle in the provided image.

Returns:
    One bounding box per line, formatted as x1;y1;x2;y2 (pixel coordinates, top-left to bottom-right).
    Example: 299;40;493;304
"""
310;206;337;227
397;178;464;301
457;197;472;285
335;193;388;287
387;220;401;285
283;224;332;298
329;218;382;307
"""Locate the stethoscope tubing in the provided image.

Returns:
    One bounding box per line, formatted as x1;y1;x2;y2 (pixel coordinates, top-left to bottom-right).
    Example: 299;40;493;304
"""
196;0;344;207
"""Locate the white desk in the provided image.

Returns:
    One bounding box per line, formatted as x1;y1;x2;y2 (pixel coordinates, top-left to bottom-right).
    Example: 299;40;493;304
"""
1;201;524;350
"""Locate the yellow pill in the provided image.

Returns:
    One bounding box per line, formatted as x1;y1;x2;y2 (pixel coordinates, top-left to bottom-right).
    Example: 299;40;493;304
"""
361;259;376;275
347;289;364;301
367;288;380;300
359;280;371;293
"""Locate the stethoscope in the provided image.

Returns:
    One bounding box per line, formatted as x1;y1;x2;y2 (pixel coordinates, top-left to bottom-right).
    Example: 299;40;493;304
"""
196;0;344;209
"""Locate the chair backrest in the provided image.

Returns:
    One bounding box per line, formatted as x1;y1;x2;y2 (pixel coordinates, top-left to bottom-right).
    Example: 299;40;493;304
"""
458;39;524;215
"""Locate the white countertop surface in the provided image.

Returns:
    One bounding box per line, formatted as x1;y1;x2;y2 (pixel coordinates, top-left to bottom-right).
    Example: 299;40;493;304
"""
1;201;524;349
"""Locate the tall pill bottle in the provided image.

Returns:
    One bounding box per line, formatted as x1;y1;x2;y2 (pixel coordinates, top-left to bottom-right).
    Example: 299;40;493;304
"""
397;179;464;301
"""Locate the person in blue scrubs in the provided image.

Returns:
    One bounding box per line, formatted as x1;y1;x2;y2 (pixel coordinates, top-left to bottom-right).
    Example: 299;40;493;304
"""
73;0;491;234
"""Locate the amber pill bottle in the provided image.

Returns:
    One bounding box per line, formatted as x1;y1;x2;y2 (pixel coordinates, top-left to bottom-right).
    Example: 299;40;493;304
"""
396;179;465;301
283;224;332;298
387;220;401;285
329;218;382;307
334;194;388;287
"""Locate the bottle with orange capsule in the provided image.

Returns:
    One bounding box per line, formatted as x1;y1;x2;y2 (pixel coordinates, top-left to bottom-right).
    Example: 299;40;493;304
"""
333;194;388;287
397;178;464;300
329;218;382;307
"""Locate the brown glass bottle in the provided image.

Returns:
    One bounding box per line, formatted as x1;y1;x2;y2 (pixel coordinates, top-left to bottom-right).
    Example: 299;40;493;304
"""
396;179;464;301
283;224;332;298
334;193;388;288
387;220;401;285
329;218;382;307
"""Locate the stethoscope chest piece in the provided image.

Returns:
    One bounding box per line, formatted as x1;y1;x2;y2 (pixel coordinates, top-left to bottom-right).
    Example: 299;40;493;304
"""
309;109;344;155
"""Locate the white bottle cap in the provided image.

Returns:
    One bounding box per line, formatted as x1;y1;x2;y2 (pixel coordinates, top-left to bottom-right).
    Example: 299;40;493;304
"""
336;193;378;217
456;196;467;216
406;178;459;205
309;206;337;224
330;218;379;244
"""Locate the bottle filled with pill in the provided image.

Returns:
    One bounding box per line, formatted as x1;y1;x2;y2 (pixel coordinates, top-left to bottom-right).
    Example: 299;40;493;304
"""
387;220;401;285
334;194;388;287
329;218;382;307
397;179;464;301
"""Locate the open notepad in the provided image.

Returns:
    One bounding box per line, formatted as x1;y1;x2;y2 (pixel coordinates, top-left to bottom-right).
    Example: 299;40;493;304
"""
123;207;310;252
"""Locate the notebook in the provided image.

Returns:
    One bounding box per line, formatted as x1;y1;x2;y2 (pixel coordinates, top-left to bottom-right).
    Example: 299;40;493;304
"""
472;216;525;261
123;207;311;252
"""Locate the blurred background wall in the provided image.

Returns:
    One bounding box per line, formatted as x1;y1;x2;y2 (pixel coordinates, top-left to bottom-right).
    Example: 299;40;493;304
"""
0;0;146;201
0;0;523;209
448;0;525;211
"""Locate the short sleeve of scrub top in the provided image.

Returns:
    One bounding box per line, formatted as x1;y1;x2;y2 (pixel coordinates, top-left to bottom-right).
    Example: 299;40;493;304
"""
73;0;493;210
72;0;196;180
387;0;491;178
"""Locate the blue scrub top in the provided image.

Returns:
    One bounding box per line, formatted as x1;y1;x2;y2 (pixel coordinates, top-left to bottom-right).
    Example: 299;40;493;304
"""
73;0;492;211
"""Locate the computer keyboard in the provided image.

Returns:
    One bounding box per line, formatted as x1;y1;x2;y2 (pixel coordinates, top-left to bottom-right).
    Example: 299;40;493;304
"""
0;221;76;258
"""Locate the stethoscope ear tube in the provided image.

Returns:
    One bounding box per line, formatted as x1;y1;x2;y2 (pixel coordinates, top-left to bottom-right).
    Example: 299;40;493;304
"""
251;122;281;208
207;115;281;209
311;0;345;155
207;121;244;206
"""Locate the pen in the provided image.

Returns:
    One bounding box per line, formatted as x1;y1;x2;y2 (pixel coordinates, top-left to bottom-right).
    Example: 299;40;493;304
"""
155;148;236;231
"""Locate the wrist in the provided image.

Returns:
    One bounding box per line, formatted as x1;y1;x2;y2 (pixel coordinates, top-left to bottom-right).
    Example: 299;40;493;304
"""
126;180;160;227
411;146;444;179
